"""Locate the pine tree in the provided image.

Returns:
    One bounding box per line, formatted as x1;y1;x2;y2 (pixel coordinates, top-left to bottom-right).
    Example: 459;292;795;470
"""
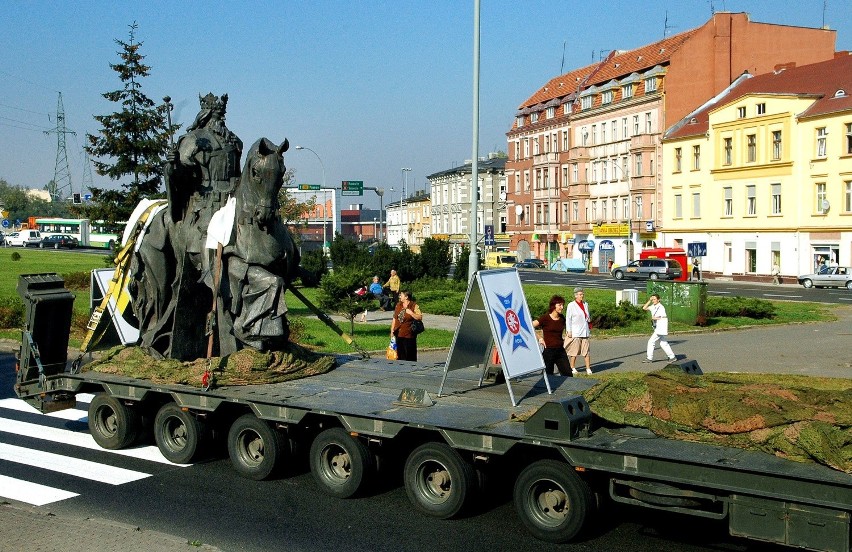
82;22;177;224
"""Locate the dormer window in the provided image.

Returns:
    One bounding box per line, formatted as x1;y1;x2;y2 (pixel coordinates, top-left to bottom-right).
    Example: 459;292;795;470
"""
516;116;524;127
530;112;539;123
546;106;555;119
602;90;613;104
644;77;657;92
622;83;633;99
580;96;592;110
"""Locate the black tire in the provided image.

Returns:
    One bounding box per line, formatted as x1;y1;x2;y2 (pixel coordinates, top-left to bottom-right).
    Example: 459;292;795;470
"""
227;414;283;480
39;242;44;248
154;403;208;464
613;270;624;280
310;427;375;498
649;272;659;280
513;459;594;543
846;281;852;290
403;442;475;519
802;278;813;288
88;394;141;450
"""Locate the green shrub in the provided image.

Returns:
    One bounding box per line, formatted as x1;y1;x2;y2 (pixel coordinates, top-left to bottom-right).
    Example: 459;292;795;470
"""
591;300;646;329
10;251;21;262
0;297;24;328
62;271;91;290
706;296;776;319
418;238;451;279
299;250;328;287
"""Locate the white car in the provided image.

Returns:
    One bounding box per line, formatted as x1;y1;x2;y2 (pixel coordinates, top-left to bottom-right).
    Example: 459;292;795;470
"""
6;230;42;247
797;266;852;289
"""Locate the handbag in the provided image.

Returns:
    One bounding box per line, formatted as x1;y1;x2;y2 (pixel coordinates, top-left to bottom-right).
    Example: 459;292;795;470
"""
386;338;398;360
410;318;425;335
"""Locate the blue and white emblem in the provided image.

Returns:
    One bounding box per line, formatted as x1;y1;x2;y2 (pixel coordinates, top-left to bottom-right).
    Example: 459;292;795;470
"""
491;291;533;352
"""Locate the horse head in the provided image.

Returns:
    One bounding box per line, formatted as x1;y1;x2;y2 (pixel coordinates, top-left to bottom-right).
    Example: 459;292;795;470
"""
239;137;288;227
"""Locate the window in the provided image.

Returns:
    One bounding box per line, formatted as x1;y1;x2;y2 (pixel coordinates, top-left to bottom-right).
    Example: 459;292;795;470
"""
601;160;608;181
601;122;607;143
747;134;756;163
737;106;746;118
602;90;613;104
724;187;733;216
581;96;592;110
524;171;530;191
543;169;549;189
514;141;520;160
772;130;782;160
530;112;539;123
816;127;827;157
622;156;629;180
635;196;642;219
816;183;827;214
572;163;578;183
564;103;571;116
674;194;683;218
747;185;756;215
845;181;851;213
622;117;628;138
674;148;682;172
581;127;589;146
623;83;633;99
644;77;657;92
771;183;781;214
524;139;530;157
692;145;701;170
611;158;619;180
563;130;569;151
572;201;579;221
692;192;700;218
516;116;524;128
533;138;540;155
614;197;620;220
634;153;643;176
602;199;608;221
846;123;852;154
562;167;568;187
633;115;639;135
552;133;558;153
622;198;628;221
546;106;555;119
591;125;597;144
592;161;598;182
724;138;732;165
756;103;766;115
611;120;618;141
645;112;652;134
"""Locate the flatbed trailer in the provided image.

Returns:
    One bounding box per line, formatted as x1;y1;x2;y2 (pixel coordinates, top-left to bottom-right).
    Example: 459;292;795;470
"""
13;271;852;550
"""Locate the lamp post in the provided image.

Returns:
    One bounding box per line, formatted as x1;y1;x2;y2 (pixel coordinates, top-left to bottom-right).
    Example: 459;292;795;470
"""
294;146;327;253
401;168;411;243
373;217;378;242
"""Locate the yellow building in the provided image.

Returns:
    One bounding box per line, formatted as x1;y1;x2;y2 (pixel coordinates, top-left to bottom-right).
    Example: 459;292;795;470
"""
662;55;852;279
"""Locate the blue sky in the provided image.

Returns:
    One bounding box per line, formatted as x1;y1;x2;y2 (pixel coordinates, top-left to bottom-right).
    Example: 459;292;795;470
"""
1;0;850;210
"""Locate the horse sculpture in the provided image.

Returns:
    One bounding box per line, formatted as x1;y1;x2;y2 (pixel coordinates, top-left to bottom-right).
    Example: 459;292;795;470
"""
128;137;299;360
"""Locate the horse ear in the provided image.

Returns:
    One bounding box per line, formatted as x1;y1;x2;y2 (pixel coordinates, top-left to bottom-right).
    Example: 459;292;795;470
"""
278;138;289;155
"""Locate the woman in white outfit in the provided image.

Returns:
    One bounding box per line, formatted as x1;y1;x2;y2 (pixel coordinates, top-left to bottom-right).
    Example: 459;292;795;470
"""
642;293;676;363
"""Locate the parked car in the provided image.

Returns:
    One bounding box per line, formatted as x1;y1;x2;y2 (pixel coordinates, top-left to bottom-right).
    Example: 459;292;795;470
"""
611;259;683;281
513;261;542;269
39;234;79;249
523;258;547;269
797;266;852;289
0;231;5;246
7;230;42;247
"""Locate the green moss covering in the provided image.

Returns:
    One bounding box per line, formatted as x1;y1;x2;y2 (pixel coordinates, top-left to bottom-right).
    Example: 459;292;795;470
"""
86;344;336;388
583;367;852;473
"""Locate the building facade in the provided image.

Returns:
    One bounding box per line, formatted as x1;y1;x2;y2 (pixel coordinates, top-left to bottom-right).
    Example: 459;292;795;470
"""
662;54;852;279
427;155;507;260
505;12;837;271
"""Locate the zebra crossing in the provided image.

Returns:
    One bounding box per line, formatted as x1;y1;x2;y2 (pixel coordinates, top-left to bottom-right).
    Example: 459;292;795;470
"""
0;394;189;507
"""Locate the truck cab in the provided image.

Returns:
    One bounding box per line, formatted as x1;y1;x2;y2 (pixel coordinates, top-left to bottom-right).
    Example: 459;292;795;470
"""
484;252;517;268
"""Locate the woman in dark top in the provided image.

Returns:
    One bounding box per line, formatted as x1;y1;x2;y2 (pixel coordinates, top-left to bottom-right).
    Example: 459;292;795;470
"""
532;295;572;376
390;290;422;361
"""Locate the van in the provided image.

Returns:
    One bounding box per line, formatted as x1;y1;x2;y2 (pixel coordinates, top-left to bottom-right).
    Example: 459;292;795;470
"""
639;247;689;281
484;252;518;268
611;259;682;281
8;229;42;247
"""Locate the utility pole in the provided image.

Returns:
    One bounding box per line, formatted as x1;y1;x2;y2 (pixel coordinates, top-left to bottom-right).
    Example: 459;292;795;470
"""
43;92;76;202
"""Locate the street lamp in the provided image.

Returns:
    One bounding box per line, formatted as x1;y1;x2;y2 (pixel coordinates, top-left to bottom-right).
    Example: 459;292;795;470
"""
294;146;327;253
610;157;634;262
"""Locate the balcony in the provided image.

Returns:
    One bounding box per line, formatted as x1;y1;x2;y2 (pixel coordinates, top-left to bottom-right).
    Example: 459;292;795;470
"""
532;186;561;200
629;175;656;192
629;133;656;150
567;146;590;161
568;181;590;198
533;152;560;166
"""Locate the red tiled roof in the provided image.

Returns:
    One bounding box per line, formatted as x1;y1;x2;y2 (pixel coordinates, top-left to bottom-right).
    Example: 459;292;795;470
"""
518;29;697;110
665;53;852;140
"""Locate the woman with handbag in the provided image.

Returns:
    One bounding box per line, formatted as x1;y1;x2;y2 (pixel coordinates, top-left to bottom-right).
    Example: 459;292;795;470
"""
390;290;423;361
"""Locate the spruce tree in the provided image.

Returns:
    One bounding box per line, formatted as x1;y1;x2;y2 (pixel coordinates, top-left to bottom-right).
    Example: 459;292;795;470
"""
82;22;177;224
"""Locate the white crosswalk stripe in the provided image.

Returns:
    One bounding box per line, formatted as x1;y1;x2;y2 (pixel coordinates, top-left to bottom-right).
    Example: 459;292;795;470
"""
0;396;190;507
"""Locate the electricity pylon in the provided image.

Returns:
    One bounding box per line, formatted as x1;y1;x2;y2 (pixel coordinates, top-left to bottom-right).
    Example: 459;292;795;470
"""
43;92;76;202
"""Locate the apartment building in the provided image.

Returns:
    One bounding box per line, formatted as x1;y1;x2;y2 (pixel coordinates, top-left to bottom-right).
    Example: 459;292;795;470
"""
506;12;836;271
662;53;852;280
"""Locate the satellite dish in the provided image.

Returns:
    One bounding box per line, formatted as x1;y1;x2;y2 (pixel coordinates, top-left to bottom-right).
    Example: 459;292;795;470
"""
822;199;830;212
515;205;524;216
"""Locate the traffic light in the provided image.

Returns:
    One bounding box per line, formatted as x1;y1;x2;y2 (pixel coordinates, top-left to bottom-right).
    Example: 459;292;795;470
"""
72;193;82;204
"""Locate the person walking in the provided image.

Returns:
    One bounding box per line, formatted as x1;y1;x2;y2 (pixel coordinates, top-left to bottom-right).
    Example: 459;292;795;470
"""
772;262;781;285
532;295;572;376
384;269;401;306
390;290;422;361
642;293;676;363
564;287;592;375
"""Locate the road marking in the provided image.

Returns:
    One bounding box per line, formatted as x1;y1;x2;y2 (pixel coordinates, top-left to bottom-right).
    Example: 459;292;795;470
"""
0;398;87;422
763;294;802;299
0;418;188;466
709;291;731;294
0;474;78;506
0;443;150;485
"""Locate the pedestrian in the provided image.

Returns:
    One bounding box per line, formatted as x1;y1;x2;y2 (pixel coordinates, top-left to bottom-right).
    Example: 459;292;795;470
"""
390;289;422;361
642;293;676;363
384;269;401;306
564;287;592;375
532;295;572;376
771;262;780;285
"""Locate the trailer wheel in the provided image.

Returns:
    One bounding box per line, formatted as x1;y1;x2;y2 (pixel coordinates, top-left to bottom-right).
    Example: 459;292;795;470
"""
227;414;283;480
88;394;140;450
513;459;593;543
309;427;374;498
403;442;475;519
153;403;208;464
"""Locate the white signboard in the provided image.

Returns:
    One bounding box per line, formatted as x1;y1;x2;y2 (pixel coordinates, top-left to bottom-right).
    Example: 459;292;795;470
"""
91;268;139;346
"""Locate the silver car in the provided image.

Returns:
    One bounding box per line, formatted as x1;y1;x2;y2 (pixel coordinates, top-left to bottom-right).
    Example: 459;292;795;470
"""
611;259;682;281
797;266;852;289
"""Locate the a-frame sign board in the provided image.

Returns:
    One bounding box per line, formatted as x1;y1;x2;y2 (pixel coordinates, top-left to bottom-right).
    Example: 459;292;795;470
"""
439;269;551;406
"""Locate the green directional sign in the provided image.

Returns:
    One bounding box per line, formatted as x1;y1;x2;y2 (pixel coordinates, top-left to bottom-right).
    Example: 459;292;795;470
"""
298;184;321;190
341;180;363;196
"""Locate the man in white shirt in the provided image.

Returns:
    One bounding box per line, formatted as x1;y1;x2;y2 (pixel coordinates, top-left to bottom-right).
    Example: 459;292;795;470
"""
564;287;592;375
642;293;676;363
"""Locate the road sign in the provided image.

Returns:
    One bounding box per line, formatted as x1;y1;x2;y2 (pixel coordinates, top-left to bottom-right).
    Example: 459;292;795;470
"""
687;242;707;257
484;225;495;246
1;220;9;229
298;184;321;191
341;180;363;196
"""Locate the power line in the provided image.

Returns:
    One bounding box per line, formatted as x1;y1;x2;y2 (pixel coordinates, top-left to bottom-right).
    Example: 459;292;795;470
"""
0;101;49;116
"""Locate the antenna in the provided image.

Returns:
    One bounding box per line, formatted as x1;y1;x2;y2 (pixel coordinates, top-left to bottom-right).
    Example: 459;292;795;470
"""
43;92;76;202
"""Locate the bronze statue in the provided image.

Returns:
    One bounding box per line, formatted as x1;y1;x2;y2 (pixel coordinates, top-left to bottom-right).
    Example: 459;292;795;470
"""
128;93;299;360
